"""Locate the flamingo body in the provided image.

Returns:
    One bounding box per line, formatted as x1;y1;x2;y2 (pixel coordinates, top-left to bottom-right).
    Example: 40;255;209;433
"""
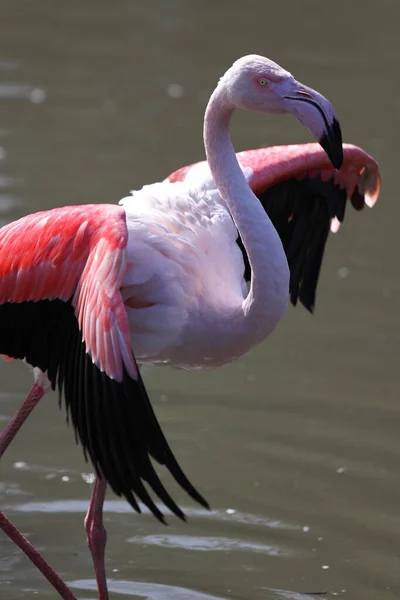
0;144;380;521
0;170;292;522
121;180;250;368
0;54;381;600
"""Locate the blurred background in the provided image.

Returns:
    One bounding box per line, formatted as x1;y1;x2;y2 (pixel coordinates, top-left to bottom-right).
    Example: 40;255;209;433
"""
0;1;398;599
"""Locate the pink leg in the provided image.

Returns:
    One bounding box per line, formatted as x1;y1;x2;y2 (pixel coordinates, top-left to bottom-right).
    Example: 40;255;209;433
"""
0;381;75;598
0;511;77;600
0;382;45;458
85;476;109;600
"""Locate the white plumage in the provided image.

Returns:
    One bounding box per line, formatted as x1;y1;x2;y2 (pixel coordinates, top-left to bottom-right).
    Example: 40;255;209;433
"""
120;177;251;368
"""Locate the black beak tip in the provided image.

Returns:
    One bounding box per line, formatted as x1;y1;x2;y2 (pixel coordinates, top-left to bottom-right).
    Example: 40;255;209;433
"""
319;118;343;171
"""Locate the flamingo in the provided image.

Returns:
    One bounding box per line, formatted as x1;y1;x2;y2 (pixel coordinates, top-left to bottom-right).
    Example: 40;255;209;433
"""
0;54;380;600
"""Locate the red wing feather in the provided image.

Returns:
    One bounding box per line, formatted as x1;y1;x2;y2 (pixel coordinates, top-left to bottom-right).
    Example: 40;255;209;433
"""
0;204;135;381
167;142;381;212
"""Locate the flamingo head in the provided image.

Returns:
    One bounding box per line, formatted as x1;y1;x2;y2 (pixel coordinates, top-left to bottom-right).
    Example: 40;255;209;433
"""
221;54;343;170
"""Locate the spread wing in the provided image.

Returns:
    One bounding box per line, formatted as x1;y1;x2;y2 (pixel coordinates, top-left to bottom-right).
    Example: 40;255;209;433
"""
168;143;380;312
0;203;208;522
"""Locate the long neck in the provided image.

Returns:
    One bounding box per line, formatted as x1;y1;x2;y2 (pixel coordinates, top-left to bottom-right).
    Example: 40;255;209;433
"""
203;86;289;331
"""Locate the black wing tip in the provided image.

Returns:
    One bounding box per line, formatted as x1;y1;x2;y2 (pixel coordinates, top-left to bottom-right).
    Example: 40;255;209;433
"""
179;481;210;512
67;345;208;522
290;283;316;313
156;512;168;525
0;298;208;524
31;299;207;524
290;293;314;314
254;175;347;314
194;493;211;512
300;301;315;314
166;460;210;512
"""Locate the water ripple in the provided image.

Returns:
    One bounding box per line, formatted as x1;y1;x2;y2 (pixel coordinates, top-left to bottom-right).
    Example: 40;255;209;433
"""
69;579;326;600
0;175;22;189
128;534;290;556
70;578;226;599
0;59;21;71
0;83;46;103
0;194;20;212
4;499;295;530
267;591;327;600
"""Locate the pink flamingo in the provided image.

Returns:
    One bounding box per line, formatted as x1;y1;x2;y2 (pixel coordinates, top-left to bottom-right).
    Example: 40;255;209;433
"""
0;55;380;600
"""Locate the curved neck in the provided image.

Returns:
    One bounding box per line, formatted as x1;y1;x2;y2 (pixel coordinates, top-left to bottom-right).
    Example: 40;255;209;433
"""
203;86;289;329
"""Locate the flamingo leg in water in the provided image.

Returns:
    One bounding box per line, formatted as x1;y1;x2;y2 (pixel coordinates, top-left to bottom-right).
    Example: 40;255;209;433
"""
85;476;109;600
0;511;78;600
1;387;111;599
0;383;77;599
0;382;45;458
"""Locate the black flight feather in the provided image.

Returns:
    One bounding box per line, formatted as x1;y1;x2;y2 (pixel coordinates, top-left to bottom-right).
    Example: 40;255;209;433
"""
237;175;348;313
0;299;209;523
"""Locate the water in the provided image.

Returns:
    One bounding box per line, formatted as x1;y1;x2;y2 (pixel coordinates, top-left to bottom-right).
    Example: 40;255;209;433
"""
0;1;398;599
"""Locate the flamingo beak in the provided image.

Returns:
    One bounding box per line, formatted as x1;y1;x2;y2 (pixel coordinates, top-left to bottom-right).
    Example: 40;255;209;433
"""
318;117;343;170
283;86;343;170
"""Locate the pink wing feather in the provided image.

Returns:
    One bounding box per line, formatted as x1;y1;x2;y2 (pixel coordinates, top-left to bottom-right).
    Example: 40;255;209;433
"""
168;142;381;217
0;204;136;381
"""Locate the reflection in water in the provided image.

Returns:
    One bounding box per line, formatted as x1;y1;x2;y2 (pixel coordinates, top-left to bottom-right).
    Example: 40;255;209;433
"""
128;534;290;557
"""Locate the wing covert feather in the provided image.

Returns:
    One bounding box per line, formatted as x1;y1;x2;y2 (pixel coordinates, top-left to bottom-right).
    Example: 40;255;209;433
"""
0;203;135;380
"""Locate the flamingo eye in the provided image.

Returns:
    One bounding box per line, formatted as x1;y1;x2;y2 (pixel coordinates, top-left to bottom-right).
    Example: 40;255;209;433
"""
258;78;269;87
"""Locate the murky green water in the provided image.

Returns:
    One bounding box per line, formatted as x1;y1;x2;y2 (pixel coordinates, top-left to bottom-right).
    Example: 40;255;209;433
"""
0;1;399;599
